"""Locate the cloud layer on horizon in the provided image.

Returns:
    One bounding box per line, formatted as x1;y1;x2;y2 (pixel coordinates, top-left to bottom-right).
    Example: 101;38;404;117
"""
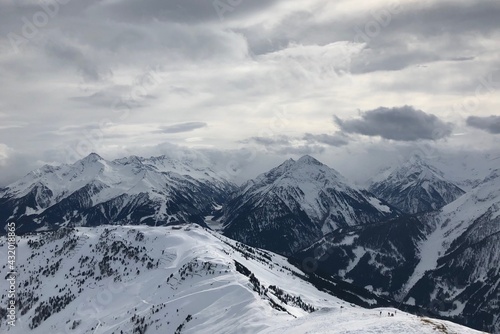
0;0;499;185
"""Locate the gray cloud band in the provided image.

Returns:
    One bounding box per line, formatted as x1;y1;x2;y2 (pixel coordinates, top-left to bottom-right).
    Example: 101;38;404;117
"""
335;106;453;141
466;116;500;134
157;122;208;134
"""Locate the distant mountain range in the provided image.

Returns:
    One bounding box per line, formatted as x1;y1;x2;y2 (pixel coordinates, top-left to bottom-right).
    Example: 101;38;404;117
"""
0;153;236;233
0;152;498;332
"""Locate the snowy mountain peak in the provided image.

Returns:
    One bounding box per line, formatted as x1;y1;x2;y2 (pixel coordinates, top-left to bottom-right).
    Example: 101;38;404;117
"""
80;152;104;163
291;157;346;186
223;157;398;255
296;154;322;165
370;158;465;214
392;157;444;180
406;153;427;165
271;156;346;186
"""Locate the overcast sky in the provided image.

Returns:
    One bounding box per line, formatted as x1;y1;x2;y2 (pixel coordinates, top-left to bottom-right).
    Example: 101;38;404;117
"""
0;0;499;186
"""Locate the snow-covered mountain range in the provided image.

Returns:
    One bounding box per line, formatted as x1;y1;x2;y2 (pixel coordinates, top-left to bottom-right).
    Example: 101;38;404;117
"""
1;153;499;333
0;225;487;334
221;155;399;255
0;153;236;233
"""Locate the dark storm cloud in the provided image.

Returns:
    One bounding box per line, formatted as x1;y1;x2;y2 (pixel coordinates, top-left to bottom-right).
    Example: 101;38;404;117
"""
335;106;453;141
157;122;207;134
466;116;500;134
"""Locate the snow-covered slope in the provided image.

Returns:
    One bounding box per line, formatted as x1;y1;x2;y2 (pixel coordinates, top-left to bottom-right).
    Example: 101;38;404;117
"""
0;225;486;334
369;156;465;214
0;153;236;233
264;307;486;334
222;155;399;255
294;168;500;333
403;168;500;333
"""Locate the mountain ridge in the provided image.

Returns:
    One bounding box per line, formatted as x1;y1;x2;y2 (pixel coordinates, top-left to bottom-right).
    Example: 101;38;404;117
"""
1;153;499;332
0;225;487;334
222;155;400;256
